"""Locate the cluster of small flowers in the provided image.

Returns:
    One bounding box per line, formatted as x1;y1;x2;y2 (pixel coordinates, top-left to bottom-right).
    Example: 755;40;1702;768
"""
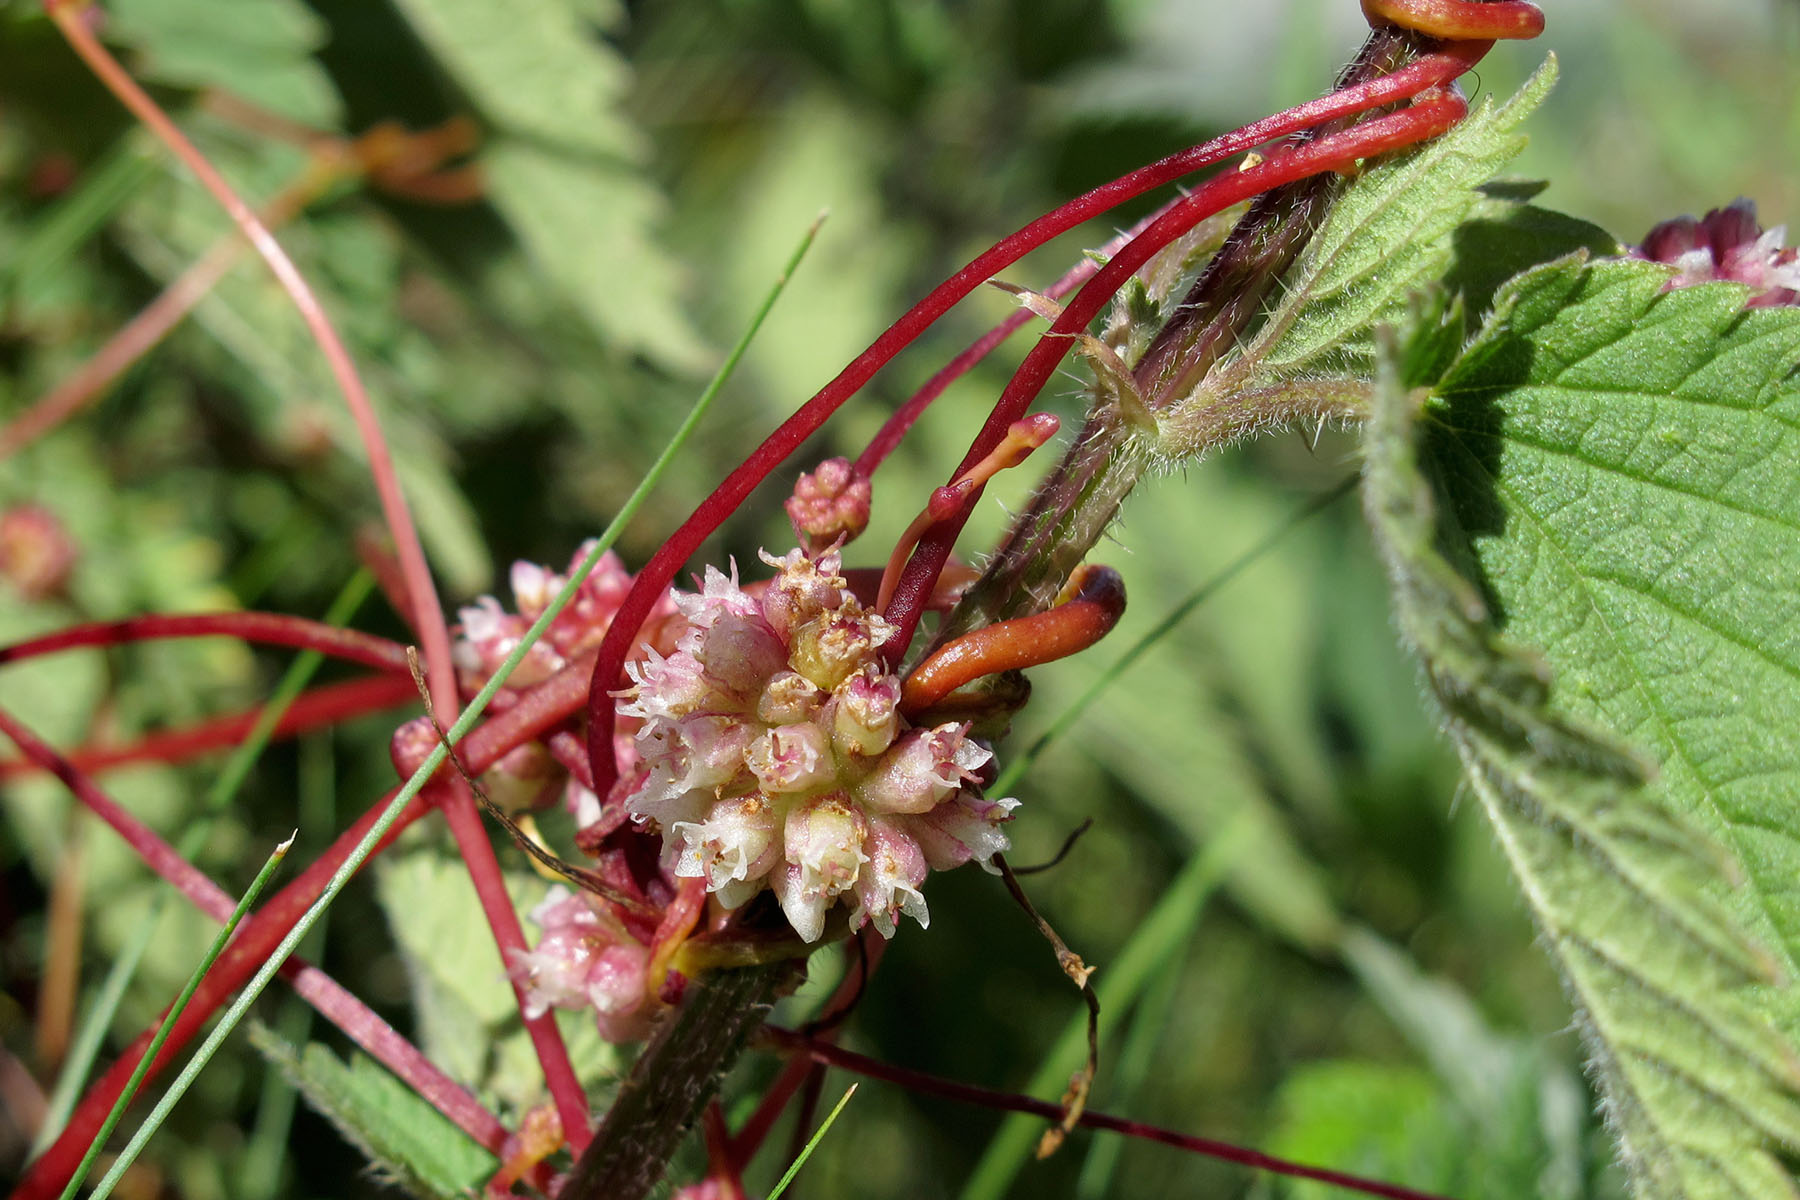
451;541;678;817
1633;197;1800;308
621;547;1016;943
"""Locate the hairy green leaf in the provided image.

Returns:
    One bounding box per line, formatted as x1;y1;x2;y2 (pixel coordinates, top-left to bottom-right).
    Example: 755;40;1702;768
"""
1364;261;1800;1197
248;1027;497;1199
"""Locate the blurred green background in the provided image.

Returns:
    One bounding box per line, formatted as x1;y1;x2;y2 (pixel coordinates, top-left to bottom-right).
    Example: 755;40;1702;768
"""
0;0;1796;1196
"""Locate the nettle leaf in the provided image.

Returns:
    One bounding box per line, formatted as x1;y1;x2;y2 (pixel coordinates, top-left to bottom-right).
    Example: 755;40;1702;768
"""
389;0;709;372
1362;260;1800;1198
103;0;342;126
249;1024;497;1199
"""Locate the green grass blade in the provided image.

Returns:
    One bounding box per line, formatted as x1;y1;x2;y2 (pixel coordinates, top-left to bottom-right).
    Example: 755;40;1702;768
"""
240;731;336;1200
67;835;295;1200
32;570;374;1155
767;1084;858;1200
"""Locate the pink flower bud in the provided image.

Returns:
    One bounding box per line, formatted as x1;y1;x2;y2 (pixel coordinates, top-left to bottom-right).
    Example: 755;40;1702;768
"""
691;610;787;696
511;888;655;1043
622;648;717;721
1632;198;1800;307
389;715;440;781
790;607;893;691
509;559;560;619
852;819;930;937
855;723;988;814
901;792;1019;871
453;596;563;685
757;669;825;725
785;456;873;554
0;505;76;599
672;793;781;904
758;546;847;635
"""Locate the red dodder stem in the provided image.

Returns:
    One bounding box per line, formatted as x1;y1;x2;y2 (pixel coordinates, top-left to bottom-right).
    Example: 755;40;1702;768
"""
0;675;417;781
881;91;1467;653
0;715;536;1199
40;6;607;1119
764;1030;1454;1200
435;782;594;1149
852;202;1177;477
0;612;411;673
583;47;1486;794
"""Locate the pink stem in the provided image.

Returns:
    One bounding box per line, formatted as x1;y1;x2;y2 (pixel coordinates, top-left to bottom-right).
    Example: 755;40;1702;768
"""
0;674;417;781
0;708;550;1198
0;238;240;461
12;638;606;1198
853;201;1173;477
583;46;1486;794
880;91;1469;653
39;6;595;1114
42;1;459;722
0;612;411;673
765;1030;1453;1200
435;781;594;1149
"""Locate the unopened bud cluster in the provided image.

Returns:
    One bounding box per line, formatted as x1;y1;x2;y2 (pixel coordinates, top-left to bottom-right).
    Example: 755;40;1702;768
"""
621;547;1016;943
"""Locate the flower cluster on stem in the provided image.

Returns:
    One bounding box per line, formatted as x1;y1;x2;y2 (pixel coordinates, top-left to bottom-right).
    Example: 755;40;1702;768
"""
621;547;1016;942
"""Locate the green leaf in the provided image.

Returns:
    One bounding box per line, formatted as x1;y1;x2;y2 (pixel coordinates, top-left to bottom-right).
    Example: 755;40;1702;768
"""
103;0;342;126
249;1026;498;1199
1362;264;1800;1197
1248;55;1558;378
387;0;709;371
481;141;710;373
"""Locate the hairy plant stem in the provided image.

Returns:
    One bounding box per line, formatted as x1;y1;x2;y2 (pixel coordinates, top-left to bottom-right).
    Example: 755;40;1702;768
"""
937;25;1428;640
560;961;801;1200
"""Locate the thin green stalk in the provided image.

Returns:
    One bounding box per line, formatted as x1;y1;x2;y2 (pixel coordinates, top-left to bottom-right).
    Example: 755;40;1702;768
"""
767;1084;858;1200
32;571;375;1155
65;835;295;1200
958;814;1255;1200
60;210;824;1195
240;731;335;1200
991;477;1353;797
